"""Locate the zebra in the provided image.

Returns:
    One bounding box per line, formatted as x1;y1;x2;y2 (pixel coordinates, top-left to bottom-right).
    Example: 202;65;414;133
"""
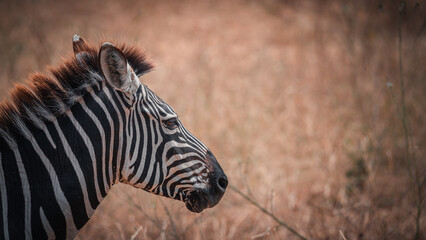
0;35;228;239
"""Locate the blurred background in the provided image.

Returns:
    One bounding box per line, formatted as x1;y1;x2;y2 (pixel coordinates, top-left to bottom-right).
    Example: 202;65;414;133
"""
0;0;425;239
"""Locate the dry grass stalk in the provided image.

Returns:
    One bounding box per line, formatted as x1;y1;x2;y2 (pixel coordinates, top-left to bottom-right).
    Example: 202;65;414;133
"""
230;184;308;240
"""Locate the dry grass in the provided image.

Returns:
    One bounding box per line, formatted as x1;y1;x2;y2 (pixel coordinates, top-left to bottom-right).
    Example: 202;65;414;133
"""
0;0;425;239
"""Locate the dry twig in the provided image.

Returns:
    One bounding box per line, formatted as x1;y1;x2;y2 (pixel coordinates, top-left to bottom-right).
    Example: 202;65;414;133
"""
229;184;308;240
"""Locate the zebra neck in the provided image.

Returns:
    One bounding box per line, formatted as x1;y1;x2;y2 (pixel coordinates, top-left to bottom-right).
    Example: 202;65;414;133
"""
0;83;131;239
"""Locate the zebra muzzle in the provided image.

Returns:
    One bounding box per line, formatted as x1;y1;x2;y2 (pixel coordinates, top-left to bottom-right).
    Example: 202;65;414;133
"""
184;151;228;213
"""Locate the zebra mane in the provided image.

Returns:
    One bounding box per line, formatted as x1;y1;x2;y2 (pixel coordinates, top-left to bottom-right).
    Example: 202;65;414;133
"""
0;41;153;138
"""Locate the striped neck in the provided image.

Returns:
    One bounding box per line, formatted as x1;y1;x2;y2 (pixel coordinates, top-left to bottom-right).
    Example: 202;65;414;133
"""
1;81;129;239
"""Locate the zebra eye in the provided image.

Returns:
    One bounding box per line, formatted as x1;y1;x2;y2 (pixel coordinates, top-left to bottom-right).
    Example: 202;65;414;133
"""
163;118;179;130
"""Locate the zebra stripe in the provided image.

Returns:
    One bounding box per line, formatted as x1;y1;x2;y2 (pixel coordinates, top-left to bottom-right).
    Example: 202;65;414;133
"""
53;119;94;217
66;110;103;204
79;97;109;195
24;127;77;238
39;207;55;240
0;153;9;240
12;141;32;240
88;84;116;187
103;87;124;183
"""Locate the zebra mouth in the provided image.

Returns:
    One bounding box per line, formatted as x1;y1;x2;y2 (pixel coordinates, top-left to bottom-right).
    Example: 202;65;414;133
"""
184;190;209;213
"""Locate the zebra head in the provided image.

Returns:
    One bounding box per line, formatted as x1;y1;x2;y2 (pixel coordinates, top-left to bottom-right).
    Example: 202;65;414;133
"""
74;37;227;213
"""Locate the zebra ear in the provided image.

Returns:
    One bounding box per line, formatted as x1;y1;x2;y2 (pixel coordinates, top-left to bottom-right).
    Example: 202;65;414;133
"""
99;42;140;93
72;35;87;54
73;35;90;64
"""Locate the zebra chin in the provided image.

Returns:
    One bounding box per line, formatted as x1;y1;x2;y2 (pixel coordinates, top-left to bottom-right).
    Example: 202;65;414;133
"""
184;189;209;213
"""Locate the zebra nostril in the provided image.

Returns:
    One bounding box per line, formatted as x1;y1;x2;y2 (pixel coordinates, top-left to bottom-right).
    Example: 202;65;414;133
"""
217;176;228;191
